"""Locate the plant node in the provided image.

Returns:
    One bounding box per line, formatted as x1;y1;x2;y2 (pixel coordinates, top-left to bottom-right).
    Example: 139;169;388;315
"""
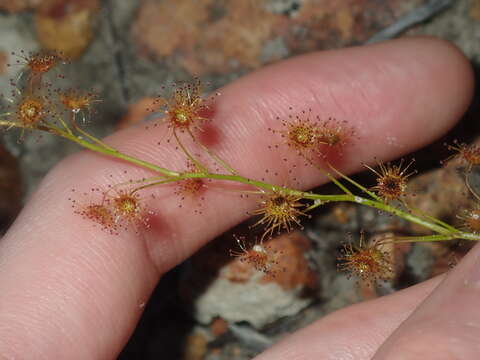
251;189;309;241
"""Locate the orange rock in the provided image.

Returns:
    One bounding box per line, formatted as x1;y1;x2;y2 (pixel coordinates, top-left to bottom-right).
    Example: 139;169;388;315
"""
132;0;210;58
471;0;480;21
35;0;99;60
132;0;282;74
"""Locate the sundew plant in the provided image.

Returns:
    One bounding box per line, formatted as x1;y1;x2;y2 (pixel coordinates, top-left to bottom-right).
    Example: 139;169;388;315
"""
1;49;480;285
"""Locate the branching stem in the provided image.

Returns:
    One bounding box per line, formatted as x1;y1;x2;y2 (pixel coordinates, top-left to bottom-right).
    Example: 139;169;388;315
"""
3;120;478;243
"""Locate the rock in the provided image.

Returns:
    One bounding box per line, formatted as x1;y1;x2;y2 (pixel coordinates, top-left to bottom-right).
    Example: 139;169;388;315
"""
35;0;100;60
405;140;479;235
180;231;317;329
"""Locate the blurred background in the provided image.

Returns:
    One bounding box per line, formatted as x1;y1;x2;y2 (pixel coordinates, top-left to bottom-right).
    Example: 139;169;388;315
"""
0;0;480;359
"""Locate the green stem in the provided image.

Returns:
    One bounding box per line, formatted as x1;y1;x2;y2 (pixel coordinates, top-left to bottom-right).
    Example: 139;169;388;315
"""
56;128;180;177
304;199;327;212
4;120;479;242
393;234;459;243
73;121;117;152
404;201;459;233
187;128;238;175
349;196;455;236
173;129;209;173
328;162;380;201
304;157;352;195
132;177;182;193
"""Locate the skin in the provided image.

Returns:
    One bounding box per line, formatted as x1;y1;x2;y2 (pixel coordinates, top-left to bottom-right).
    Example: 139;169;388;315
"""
0;36;475;359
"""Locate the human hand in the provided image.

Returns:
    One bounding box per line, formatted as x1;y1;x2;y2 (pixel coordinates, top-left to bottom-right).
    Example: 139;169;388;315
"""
0;37;474;359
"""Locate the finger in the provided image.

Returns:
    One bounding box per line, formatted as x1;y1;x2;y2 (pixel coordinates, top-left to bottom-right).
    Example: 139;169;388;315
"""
0;37;472;359
254;276;444;360
372;242;480;359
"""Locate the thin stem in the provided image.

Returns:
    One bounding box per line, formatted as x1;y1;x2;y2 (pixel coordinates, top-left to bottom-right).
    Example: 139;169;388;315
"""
173;129;209;173
3;119;477;241
51;111;73;136
131;177;182;193
403;199;459;233
187;128;237;175
465;172;480;201
46;122;71;137
72;113;117;152
350;196;454;236
302;155;352;195
328;162;381;201
0;120;55;134
56;127;180;177
304;199;327;212
394;234;459;243
117;175;168;188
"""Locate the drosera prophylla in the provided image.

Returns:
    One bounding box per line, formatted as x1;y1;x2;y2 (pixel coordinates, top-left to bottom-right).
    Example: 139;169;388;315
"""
271;108;323;159
69;188;118;235
0;85;54;141
458;208;480;234
250;188;310;241
269;110;356;171
70;183;154;234
57;87;101;124
8;49;65;90
457;173;480;234
152;78;217;142
317;116;355;155
106;186;152;231
337;231;394;285
15;94;47;127
174;160;207;214
363;158;417;202
229;235;285;277
9;49;64;75
443;140;480;172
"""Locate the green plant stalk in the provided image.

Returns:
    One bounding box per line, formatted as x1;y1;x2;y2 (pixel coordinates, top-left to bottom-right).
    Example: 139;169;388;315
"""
54;126;181;178
393;234;459;243
4;120;479;242
173;129;209;173
187;128;238;175
69;135;469;239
